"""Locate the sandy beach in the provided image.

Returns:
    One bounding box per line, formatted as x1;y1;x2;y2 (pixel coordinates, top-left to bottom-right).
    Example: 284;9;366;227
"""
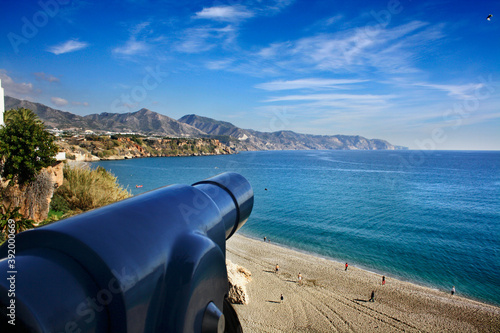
226;234;500;333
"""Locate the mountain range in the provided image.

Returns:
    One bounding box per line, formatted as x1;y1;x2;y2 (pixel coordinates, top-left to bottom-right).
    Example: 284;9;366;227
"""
5;96;403;151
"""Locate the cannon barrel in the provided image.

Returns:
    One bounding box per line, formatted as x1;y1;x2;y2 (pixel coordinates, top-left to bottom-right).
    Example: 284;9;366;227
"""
0;172;253;333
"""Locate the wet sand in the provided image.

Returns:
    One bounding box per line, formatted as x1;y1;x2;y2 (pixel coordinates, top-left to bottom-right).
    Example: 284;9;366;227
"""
226;234;500;333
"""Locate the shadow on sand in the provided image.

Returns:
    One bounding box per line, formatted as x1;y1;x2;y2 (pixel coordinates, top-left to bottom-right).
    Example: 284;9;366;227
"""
354;299;368;303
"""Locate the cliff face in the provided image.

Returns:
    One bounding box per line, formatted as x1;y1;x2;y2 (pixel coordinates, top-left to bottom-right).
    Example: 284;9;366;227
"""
0;162;64;223
56;136;234;161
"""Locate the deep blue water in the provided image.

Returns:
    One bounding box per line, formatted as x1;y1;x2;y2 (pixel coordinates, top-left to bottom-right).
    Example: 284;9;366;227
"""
94;150;500;306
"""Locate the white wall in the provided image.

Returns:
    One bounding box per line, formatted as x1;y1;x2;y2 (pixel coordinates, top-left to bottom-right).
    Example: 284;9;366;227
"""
0;79;4;126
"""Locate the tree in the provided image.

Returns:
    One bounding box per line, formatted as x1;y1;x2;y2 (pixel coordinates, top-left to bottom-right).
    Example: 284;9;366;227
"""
0;108;59;185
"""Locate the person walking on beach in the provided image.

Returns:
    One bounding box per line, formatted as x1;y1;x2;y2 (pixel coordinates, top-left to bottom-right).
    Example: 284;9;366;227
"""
382;276;386;285
275;264;279;274
298;272;302;285
369;290;375;302
280;294;284;303
264;236;267;242
451;286;455;295
345;262;348;271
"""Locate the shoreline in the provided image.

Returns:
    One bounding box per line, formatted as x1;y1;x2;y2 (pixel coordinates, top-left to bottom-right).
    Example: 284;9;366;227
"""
239;232;499;308
227;234;500;332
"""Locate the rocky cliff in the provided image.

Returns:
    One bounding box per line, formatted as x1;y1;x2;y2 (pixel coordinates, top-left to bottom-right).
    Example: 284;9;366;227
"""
57;135;233;161
0;162;64;223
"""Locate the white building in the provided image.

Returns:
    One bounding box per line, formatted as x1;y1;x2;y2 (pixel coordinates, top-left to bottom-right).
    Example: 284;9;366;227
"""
0;79;4;126
55;152;66;161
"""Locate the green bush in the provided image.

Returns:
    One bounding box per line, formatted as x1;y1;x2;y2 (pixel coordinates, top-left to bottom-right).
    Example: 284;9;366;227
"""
39;209;65;226
130;135;143;145
54;164;131;216
97;149;117;158
50;191;70;213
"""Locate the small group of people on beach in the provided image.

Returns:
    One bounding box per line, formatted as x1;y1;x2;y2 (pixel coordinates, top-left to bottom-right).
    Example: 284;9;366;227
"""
268;242;408;305
345;262;387;302
368;276;387;302
270;242;457;306
273;259;389;303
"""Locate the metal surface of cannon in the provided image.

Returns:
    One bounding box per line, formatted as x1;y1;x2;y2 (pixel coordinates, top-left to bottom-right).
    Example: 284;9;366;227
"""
0;172;253;333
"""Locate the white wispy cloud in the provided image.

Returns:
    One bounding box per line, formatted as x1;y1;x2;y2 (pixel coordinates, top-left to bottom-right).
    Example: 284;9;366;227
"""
51;97;68;107
33;72;59;83
265;93;394;103
47;39;89;55
205;59;235;70
324;14;343;26
256;78;367;91
113;39;149;55
113;22;157;56
0;69;35;97
194;5;254;22
413;82;484;99
248;20;444;76
257;0;295;15
176;25;236;53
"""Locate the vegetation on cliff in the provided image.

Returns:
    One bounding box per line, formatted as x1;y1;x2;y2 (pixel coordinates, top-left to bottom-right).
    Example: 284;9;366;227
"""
57;134;233;161
49;164;131;220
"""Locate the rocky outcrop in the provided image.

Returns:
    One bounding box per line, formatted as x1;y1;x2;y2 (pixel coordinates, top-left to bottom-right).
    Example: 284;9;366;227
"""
226;259;252;305
56;136;233;161
0;162;63;223
44;162;64;188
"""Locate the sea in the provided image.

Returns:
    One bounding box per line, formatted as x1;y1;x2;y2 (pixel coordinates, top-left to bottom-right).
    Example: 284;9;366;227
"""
93;150;500;306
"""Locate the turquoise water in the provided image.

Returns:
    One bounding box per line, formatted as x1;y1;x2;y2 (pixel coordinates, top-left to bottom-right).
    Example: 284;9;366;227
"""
94;150;500;306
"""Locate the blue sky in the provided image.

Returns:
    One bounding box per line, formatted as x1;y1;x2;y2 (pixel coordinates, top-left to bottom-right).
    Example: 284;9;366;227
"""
1;0;499;149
